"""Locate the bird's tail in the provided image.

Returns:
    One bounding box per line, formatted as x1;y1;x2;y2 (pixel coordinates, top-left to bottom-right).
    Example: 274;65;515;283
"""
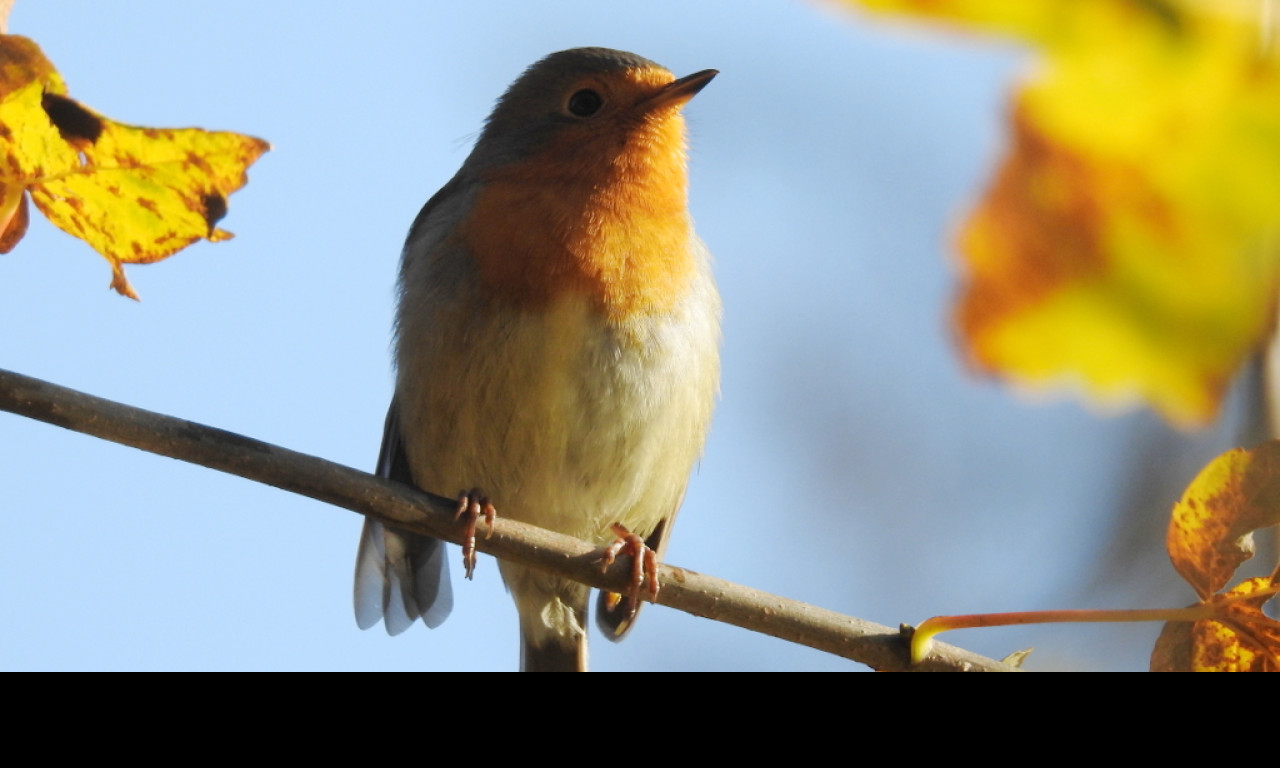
506;563;590;671
520;630;587;672
354;520;453;633
353;402;453;634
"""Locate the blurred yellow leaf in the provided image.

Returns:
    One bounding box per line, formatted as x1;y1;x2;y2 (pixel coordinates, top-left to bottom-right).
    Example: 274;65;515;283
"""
845;0;1280;427
0;34;268;298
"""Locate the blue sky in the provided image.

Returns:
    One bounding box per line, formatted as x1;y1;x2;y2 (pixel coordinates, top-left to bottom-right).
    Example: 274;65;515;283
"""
0;1;1261;671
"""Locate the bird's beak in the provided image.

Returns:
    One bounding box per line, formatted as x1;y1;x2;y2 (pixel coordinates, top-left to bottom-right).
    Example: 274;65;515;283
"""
646;69;718;109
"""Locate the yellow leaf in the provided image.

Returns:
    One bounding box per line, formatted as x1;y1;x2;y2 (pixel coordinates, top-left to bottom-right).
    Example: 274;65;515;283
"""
0;36;76;185
1167;440;1280;598
844;0;1280;427
1153;439;1280;671
0;182;27;252
908;439;1280;669
1151;575;1280;672
0;34;268;298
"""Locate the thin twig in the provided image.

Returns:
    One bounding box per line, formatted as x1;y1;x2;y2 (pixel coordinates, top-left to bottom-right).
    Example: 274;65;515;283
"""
0;367;1016;672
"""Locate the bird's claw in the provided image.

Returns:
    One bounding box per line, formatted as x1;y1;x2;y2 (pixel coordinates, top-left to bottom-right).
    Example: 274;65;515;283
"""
599;522;659;622
454;488;496;580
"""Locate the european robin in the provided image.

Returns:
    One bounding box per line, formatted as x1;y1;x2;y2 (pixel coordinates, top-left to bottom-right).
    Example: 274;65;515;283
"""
352;48;720;672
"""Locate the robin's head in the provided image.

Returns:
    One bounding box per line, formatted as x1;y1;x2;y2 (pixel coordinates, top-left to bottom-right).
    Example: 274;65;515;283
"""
466;47;716;180
456;48;716;318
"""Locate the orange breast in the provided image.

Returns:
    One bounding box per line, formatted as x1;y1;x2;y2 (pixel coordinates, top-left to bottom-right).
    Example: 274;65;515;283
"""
459;110;695;321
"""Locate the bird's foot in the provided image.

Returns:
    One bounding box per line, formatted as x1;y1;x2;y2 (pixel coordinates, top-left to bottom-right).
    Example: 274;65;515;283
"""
599;522;659;621
454;488;496;580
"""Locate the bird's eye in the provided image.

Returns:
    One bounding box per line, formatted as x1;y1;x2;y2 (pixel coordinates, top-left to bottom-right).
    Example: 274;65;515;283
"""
567;89;604;117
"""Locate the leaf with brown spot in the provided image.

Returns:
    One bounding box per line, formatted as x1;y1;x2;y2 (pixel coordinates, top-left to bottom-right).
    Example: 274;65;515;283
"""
1152;574;1280;672
1150;439;1280;671
844;0;1280;427
1167;441;1280;598
0;34;268;298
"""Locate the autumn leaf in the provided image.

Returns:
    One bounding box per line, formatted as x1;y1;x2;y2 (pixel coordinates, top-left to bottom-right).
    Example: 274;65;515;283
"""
1151;575;1280;672
1153;440;1280;671
843;0;1280;427
0;34;268;298
1166;441;1280;597
910;440;1280;670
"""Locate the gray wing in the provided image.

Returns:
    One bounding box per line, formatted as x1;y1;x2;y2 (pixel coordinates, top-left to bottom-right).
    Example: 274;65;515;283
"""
353;402;452;633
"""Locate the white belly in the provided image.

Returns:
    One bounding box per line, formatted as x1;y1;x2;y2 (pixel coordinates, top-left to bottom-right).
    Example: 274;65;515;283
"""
394;267;719;546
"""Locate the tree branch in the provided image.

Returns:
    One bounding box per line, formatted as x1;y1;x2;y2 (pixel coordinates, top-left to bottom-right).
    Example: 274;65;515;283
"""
0;367;1016;672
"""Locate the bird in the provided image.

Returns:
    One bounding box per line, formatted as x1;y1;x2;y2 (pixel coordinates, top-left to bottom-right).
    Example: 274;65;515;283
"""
352;47;720;672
